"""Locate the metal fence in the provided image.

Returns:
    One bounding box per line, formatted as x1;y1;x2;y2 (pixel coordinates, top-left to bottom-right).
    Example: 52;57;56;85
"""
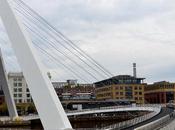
67;104;162;114
136;110;175;130
75;104;161;130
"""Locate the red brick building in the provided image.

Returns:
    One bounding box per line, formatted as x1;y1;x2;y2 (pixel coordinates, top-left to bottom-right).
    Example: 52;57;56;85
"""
52;81;95;101
144;81;175;104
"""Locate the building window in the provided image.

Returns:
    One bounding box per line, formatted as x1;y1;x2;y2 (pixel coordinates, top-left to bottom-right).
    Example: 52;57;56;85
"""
18;99;22;103
116;92;119;95
139;86;142;90
26;88;30;92
27;99;31;103
116;87;119;90
120;86;123;90
120;92;123;95
18;88;22;92
134;86;137;90
14;83;17;87
18;78;22;81
13;78;17;81
27;94;30;97
162;99;164;103
18;94;22;97
139;97;142;100
14;94;17;97
18;83;22;86
14;88;17;92
139;92;142;95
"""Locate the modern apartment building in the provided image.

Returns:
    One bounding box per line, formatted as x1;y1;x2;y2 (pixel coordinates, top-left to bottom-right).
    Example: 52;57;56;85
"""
8;72;32;104
95;75;146;104
144;81;175;104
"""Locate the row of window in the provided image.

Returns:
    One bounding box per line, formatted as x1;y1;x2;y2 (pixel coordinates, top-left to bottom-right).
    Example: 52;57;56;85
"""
145;85;175;91
97;93;111;97
14;88;22;92
135;92;143;95
14;88;30;92
14;94;30;97
96;87;111;93
116;86;143;90
135;97;143;100
14;94;22;97
97;86;143;92
13;78;22;81
115;92;142;95
115;97;143;100
14;99;31;103
116;92;124;95
13;83;23;87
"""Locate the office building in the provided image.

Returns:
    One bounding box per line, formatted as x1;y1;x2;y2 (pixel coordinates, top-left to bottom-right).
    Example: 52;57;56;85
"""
95;75;146;104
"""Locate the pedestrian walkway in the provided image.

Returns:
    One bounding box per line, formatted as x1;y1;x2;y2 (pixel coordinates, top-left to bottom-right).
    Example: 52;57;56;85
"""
157;111;175;130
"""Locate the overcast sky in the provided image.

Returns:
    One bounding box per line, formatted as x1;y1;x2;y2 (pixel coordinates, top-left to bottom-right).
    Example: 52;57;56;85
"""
1;0;175;83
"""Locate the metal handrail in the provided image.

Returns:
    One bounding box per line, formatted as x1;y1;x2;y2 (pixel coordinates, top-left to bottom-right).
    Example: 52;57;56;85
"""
66;104;161;114
102;106;161;130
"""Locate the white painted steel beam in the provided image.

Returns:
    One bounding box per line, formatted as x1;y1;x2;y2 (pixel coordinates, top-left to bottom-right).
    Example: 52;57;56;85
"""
0;0;72;129
0;50;18;119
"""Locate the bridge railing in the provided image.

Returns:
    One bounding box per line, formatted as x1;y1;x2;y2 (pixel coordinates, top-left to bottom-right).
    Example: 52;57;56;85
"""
75;106;161;130
0;104;162;122
102;105;161;130
66;105;132;114
66;104;162;114
135;110;175;130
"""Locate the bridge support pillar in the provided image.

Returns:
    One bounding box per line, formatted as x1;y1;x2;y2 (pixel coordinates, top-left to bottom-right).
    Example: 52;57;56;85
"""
0;50;18;119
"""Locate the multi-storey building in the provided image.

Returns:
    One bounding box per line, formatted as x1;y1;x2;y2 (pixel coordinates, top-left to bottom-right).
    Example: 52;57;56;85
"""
144;81;175;104
8;72;32;103
54;81;95;101
8;72;95;103
95;75;146;104
62;84;95;100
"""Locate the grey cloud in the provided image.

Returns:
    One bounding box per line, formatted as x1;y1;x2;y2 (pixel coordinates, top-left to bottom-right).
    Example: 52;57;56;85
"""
1;0;175;83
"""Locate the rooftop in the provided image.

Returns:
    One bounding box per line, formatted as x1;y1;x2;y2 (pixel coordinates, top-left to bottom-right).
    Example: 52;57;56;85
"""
8;72;23;77
95;75;145;88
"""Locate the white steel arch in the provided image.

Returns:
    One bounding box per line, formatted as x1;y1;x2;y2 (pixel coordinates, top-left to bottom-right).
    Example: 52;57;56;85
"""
0;0;72;129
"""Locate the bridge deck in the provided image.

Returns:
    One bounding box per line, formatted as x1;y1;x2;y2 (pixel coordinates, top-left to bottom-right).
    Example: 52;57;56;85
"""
0;105;160;121
124;107;173;130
